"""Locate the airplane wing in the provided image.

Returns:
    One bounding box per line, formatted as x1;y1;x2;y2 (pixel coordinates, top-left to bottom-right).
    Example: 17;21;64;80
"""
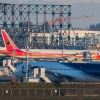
57;53;80;61
45;68;88;82
45;69;74;80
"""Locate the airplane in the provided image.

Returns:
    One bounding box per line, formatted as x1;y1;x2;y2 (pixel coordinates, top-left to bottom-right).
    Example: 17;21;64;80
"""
0;30;100;60
13;61;100;82
0;47;6;58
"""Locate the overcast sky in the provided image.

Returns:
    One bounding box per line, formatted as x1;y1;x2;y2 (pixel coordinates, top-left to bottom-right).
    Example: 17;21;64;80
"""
18;0;100;4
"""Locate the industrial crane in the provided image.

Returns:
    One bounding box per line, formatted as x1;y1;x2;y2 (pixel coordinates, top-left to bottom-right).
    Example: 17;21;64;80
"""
47;15;93;37
48;15;92;26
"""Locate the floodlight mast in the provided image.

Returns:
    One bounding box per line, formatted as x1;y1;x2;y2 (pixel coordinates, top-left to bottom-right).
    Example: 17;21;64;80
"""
11;30;15;68
26;33;28;80
24;29;29;81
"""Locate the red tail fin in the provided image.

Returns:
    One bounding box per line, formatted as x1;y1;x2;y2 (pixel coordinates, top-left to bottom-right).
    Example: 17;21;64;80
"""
1;30;18;50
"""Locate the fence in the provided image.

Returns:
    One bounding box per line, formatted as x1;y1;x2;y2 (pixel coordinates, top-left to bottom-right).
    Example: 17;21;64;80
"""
0;88;100;98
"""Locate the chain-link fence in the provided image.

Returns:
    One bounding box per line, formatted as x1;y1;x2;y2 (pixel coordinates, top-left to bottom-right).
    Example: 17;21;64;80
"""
0;88;100;98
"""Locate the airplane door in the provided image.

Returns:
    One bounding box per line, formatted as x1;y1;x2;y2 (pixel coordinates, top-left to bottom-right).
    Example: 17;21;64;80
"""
83;52;88;58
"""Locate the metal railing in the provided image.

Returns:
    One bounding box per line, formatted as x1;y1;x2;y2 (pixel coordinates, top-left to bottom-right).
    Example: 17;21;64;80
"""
0;88;100;98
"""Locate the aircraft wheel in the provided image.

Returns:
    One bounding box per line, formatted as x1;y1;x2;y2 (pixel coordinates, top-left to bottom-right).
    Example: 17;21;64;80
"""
74;58;77;61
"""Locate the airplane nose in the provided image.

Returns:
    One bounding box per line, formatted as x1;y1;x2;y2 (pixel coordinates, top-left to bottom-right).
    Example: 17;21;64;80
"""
12;72;16;76
12;70;18;77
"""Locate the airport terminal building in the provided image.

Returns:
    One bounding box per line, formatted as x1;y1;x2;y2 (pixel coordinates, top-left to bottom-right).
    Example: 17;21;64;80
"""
29;30;100;50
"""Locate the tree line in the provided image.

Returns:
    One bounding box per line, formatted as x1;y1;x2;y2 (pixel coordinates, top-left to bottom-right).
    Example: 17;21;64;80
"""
89;23;100;31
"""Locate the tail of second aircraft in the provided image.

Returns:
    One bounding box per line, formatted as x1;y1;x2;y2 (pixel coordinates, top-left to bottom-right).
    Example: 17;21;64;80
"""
1;30;18;51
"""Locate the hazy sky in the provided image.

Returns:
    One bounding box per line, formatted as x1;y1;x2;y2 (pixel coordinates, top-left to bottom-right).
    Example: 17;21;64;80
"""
46;0;100;4
4;0;99;28
18;0;29;2
18;0;100;4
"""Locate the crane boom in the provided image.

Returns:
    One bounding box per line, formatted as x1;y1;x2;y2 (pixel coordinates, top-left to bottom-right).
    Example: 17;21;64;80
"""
48;15;92;26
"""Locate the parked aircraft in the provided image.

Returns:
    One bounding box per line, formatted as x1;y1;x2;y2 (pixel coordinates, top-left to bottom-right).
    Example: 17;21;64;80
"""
13;61;100;82
0;47;6;58
0;30;100;60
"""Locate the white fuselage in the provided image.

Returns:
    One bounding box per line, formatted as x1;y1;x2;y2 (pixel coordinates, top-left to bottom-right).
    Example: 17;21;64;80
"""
0;46;100;59
13;62;100;82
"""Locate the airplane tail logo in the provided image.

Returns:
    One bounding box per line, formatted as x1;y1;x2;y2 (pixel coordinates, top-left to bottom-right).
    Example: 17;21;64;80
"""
1;30;18;51
6;40;11;46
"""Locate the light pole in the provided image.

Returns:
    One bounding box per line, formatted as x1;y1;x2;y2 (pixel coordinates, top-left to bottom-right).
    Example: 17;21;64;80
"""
89;38;91;63
62;33;64;62
24;29;29;81
11;30;17;67
85;33;94;63
26;33;28;81
98;35;100;50
12;48;14;67
84;34;87;50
